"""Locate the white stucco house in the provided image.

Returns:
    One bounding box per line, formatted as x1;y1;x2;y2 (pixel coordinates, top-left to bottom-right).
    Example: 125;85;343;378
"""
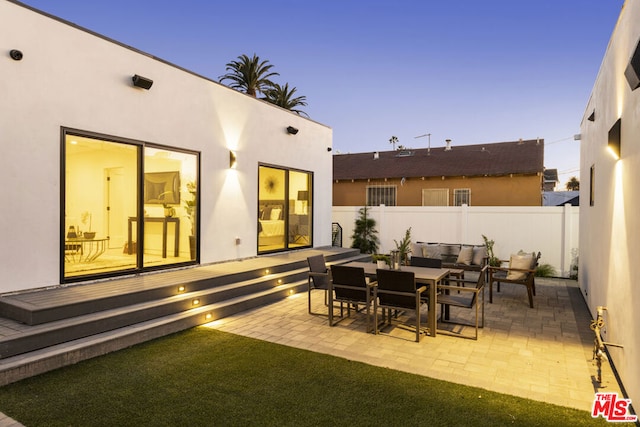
580;0;640;408
0;0;333;293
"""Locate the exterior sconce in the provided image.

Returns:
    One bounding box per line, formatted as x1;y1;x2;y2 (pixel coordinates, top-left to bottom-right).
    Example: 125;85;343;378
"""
132;74;153;89
286;126;299;135
9;49;23;61
229;150;237;169
608;118;621;160
625;38;640;90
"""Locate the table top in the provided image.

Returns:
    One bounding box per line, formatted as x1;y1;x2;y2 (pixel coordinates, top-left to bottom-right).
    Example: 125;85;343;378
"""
344;261;451;282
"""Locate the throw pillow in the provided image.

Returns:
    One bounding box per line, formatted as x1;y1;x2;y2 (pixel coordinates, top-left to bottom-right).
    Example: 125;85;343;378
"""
472;246;487;266
424;244;440;258
261;206;272;220
411;243;425;258
270;208;282;221
507;254;533;280
456;246;474;265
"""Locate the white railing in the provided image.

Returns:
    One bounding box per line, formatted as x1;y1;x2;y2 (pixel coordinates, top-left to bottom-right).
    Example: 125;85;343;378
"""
332;204;579;277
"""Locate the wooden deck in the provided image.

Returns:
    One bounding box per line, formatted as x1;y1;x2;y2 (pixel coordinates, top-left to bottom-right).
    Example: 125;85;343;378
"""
0;247;369;386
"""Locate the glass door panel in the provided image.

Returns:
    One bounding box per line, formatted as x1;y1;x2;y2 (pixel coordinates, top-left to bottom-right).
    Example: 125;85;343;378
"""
289;170;312;248
143;147;198;267
64;135;138;279
258;166;286;252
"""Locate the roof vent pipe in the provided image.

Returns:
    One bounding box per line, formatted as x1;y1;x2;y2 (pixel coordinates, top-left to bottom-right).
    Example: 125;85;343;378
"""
445;139;452;151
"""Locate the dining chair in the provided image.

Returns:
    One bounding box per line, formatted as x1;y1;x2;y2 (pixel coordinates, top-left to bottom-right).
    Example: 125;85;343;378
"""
329;265;375;332
436;266;487;340
374;269;426;342
307;255;330;315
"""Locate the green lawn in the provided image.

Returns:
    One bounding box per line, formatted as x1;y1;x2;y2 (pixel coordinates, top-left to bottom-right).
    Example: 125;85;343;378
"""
0;327;619;426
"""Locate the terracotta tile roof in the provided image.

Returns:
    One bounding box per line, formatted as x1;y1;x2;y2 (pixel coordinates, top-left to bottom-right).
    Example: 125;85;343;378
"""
333;139;544;180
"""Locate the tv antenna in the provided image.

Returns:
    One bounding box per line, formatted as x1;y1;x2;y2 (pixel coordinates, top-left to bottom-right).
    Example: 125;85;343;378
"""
415;133;431;154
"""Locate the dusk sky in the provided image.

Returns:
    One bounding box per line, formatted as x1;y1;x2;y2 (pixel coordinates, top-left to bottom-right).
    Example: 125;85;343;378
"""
21;0;623;188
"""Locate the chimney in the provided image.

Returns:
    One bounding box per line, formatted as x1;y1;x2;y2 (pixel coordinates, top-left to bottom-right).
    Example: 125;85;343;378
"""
445;139;452;151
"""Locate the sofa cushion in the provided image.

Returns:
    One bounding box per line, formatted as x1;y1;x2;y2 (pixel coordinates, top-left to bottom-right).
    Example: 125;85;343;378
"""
456;246;474;265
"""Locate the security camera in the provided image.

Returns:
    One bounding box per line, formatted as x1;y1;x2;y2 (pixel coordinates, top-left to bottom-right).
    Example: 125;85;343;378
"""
9;49;23;61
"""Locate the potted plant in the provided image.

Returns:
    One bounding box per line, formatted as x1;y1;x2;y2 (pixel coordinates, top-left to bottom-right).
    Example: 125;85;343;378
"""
372;254;390;269
482;234;501;267
184;181;197;260
158;191;176;217
393;227;412;265
80;211;95;239
350;206;379;254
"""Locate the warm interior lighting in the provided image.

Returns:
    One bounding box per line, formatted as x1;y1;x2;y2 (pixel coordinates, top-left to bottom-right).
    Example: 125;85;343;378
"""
205;313;212;320
265;269;270;275
277;279;282;284
192;299;200;306
178;286;185;293
229;150;237;169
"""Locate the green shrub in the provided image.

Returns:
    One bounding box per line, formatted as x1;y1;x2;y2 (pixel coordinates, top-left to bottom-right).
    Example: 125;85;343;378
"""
535;263;557;277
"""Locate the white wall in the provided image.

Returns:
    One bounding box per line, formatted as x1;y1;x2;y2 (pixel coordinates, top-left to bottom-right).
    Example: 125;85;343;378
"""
580;0;639;407
0;1;332;292
333;205;579;277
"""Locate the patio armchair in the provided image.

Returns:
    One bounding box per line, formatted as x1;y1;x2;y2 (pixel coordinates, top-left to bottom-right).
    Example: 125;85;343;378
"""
489;252;541;308
307;255;331;315
436;266;487;340
329;265;376;332
374;269;426;342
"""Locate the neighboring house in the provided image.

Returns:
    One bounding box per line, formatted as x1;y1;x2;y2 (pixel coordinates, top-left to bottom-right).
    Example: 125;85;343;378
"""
542;191;579;206
580;0;639;408
333;139;544;206
543;168;559;191
0;1;332;294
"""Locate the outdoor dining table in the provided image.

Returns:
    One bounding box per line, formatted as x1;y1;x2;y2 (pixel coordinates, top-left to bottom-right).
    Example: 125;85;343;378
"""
343;261;452;338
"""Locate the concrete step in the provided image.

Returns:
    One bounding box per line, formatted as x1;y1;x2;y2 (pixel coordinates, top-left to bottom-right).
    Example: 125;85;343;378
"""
0;248;372;385
0;279;307;386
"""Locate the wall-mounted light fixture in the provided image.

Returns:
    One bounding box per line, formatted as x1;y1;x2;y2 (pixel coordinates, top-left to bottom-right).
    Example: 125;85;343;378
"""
625;38;640;90
229;150;237;169
9;49;23;61
608;118;621;160
132;74;153;89
286;126;299;135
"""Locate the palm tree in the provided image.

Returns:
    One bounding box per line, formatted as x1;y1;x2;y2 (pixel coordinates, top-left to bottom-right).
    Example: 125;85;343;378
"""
566;176;580;191
219;54;279;97
263;83;309;117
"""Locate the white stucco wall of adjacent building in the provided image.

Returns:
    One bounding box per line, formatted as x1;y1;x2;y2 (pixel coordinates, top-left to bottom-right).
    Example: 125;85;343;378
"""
0;1;332;293
580;0;639;407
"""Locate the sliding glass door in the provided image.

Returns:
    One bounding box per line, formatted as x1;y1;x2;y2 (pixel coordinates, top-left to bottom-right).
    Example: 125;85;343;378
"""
62;130;199;282
258;164;312;253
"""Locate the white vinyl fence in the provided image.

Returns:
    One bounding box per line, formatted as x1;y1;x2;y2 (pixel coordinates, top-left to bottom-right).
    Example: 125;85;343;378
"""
332;205;579;277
